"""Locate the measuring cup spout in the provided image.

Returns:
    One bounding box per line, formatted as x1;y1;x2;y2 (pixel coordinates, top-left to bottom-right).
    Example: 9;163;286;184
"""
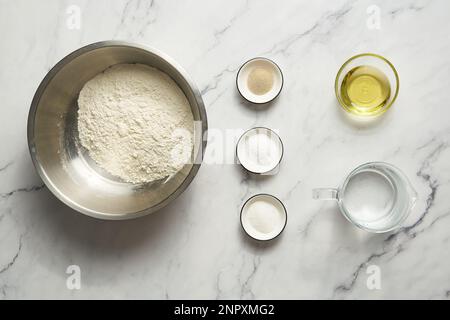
312;188;338;201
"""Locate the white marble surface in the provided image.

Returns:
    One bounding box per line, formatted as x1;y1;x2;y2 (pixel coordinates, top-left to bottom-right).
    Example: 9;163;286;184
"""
1;0;450;299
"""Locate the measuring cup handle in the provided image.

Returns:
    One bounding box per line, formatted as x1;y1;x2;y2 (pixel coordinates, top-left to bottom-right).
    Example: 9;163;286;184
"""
312;188;338;201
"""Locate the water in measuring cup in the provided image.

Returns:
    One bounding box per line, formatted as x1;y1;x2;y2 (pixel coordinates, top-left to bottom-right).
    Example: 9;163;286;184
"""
341;169;398;230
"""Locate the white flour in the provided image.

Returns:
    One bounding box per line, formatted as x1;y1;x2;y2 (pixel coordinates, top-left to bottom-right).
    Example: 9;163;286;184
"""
77;64;194;184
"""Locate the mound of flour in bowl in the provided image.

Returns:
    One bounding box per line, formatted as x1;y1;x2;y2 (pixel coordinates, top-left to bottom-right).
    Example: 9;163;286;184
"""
77;64;194;184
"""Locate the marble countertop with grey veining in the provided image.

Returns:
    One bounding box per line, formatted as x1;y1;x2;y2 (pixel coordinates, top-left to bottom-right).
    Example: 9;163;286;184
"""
1;0;449;299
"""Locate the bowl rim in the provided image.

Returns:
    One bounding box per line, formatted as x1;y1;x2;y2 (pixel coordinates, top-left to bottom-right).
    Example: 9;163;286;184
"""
334;53;400;117
27;40;208;220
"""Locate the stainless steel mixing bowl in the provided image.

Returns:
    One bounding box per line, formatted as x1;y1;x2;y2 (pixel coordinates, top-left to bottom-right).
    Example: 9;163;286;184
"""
27;41;207;220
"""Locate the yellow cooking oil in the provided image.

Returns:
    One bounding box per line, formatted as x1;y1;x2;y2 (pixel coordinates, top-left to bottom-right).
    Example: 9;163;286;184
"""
340;65;391;115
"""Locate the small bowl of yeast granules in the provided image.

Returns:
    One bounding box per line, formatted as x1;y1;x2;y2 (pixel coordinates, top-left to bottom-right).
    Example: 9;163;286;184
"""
236;57;283;104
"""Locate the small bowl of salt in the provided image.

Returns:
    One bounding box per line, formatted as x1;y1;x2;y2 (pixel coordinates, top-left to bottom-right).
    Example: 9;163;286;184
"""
236;57;283;104
236;127;283;175
240;194;287;241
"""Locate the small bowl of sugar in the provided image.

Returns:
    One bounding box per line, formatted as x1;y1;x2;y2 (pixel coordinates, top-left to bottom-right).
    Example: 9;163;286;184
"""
236;127;283;175
236;57;283;104
240;194;287;241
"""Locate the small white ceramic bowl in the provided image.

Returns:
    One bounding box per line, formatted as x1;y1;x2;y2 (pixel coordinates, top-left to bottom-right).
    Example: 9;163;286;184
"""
236;127;284;175
236;57;283;104
240;194;287;241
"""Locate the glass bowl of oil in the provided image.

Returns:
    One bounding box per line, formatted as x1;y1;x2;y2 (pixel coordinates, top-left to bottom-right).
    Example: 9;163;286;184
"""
335;53;399;117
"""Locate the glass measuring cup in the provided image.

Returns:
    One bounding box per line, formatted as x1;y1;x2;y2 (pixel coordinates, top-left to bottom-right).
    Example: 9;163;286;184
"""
313;162;417;233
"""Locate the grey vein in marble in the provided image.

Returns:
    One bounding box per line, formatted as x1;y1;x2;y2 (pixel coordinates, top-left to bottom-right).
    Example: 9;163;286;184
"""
0;236;22;275
264;2;354;56
0;184;45;199
0;162;12;172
